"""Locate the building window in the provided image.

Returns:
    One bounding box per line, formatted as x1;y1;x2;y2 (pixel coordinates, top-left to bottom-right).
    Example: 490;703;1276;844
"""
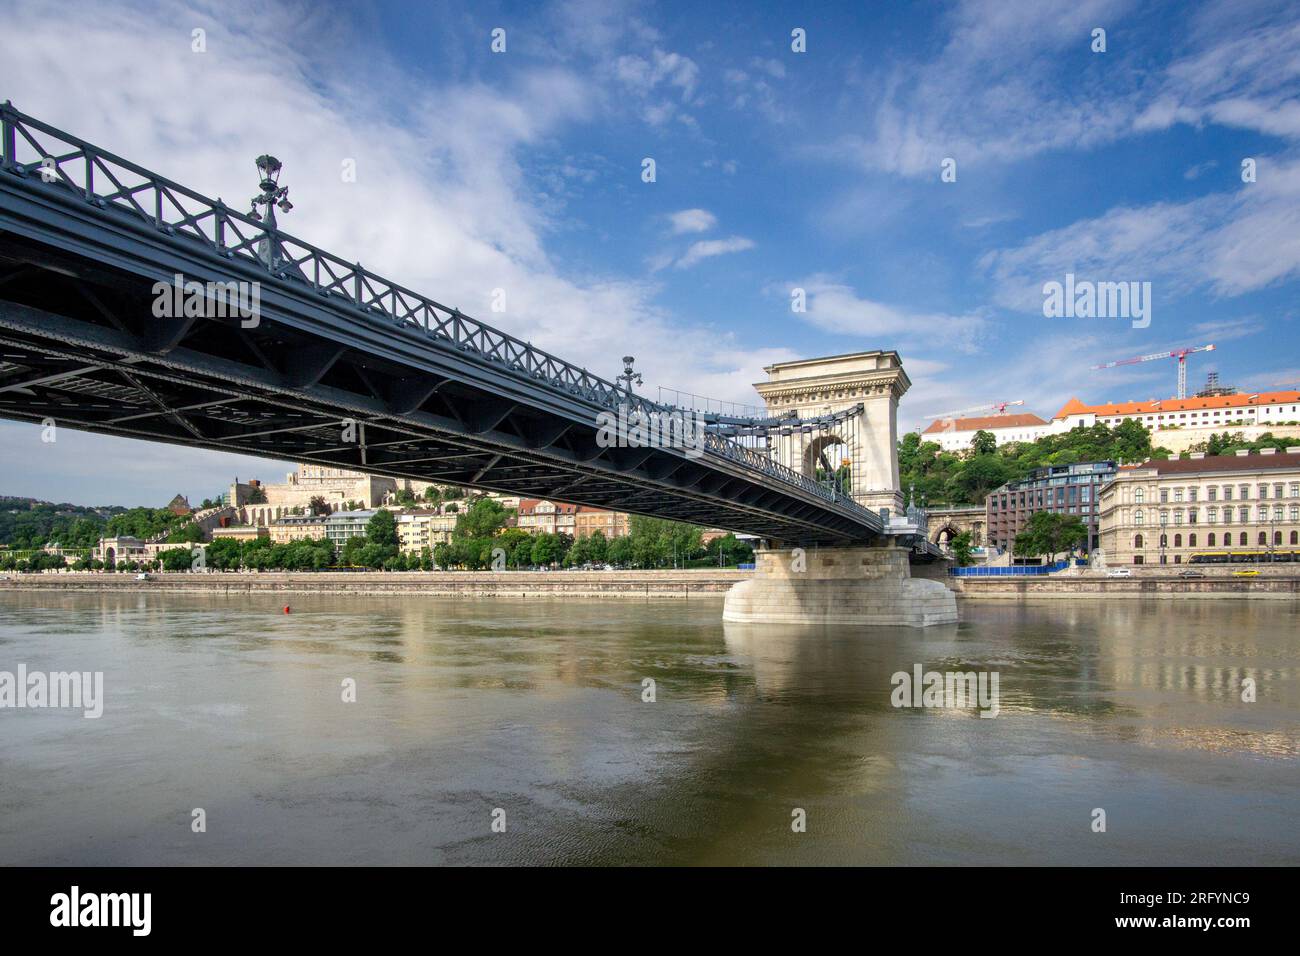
1188;487;1198;502
1174;511;1183;525
1208;487;1217;501
1134;487;1144;503
1134;509;1144;525
1188;508;1197;524
1174;533;1182;547
1275;531;1283;546
1224;486;1233;500
1160;511;1169;525
1259;506;1269;522
1208;532;1216;547
1292;506;1300;522
1160;534;1168;548
1291;483;1299;498
1275;483;1284;499
1259;532;1268;546
1208;507;1218;524
1240;484;1250;499
1174;488;1184;502
1240;532;1248;546
1292;531;1298;546
1189;533;1197;547
1160;489;1168;503
1258;484;1269;499
1134;534;1144;549
1134;555;1143;564
1275;505;1285;521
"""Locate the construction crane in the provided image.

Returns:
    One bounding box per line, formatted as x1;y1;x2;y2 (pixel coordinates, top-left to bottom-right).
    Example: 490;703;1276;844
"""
1091;344;1215;400
923;400;1025;421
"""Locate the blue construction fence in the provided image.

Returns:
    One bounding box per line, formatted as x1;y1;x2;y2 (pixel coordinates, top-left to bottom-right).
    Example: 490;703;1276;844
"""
949;560;1070;577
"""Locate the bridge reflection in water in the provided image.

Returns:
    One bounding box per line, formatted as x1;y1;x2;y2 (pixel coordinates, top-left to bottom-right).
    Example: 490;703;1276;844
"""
0;592;1293;865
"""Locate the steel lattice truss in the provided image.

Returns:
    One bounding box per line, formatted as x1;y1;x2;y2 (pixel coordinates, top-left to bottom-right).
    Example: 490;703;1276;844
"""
0;103;883;544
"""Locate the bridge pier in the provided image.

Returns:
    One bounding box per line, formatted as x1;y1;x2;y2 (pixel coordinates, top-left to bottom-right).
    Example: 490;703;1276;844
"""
722;544;958;628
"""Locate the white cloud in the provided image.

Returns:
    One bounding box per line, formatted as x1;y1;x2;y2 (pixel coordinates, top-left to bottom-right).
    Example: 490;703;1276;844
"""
675;236;755;269
0;0;786;503
815;0;1300;179
980;155;1300;311
790;276;987;353
667;208;717;234
614;47;701;125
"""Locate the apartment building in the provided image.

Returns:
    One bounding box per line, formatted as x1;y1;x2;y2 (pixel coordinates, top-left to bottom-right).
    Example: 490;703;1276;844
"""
268;514;328;544
986;461;1118;553
396;510;458;553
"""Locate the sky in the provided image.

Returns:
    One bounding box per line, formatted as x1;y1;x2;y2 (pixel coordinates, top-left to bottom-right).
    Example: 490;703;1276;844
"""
1;0;1298;506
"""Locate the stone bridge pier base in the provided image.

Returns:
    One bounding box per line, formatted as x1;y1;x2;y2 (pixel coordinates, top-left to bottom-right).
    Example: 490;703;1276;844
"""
722;544;958;627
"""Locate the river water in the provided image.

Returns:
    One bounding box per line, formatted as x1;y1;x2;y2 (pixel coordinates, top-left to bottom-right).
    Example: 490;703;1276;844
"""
1;592;1296;865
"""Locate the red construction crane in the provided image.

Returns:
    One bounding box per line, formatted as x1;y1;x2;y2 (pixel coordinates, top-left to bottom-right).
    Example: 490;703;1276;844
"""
1091;344;1215;400
923;400;1025;421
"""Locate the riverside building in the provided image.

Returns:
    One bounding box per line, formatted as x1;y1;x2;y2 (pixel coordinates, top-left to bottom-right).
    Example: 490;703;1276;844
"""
986;461;1118;553
1097;448;1300;565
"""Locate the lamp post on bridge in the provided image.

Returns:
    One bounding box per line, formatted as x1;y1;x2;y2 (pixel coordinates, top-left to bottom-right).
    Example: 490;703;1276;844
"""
616;356;642;396
250;154;293;270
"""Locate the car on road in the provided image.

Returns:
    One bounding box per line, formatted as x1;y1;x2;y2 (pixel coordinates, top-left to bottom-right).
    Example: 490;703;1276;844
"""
1105;568;1132;577
1177;570;1205;578
1232;569;1261;576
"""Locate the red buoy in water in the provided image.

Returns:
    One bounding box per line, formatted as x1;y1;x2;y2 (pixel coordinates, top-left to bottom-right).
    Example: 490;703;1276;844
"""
283;605;291;614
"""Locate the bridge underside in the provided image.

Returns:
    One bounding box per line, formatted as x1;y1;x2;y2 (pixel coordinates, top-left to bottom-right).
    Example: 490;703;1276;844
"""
0;225;875;545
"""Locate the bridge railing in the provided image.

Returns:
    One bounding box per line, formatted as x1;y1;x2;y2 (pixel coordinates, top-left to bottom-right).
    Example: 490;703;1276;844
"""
0;102;877;529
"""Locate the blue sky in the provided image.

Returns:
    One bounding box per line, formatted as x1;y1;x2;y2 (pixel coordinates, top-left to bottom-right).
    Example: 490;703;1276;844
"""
1;0;1298;506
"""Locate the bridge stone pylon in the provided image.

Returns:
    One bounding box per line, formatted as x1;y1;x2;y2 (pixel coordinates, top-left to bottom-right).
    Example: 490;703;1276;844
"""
754;351;910;517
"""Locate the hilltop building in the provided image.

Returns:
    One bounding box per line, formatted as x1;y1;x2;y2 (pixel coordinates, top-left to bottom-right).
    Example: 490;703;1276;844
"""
226;464;440;526
922;389;1300;454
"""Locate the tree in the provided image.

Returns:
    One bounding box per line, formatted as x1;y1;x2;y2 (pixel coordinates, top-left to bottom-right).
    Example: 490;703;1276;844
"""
1112;418;1153;463
530;533;565;567
1013;511;1088;563
454;498;509;539
158;547;195;572
950;530;974;567
952;454;1010;502
586;530;608;564
970;430;997;456
308;495;331;516
366;509;398;548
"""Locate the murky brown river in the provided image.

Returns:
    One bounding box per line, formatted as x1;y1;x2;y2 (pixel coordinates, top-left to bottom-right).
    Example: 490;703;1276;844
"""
1;592;1296;865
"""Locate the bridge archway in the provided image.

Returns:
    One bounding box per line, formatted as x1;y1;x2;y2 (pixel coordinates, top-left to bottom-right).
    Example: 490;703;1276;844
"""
924;506;985;548
799;433;852;493
755;352;909;514
933;524;960;549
